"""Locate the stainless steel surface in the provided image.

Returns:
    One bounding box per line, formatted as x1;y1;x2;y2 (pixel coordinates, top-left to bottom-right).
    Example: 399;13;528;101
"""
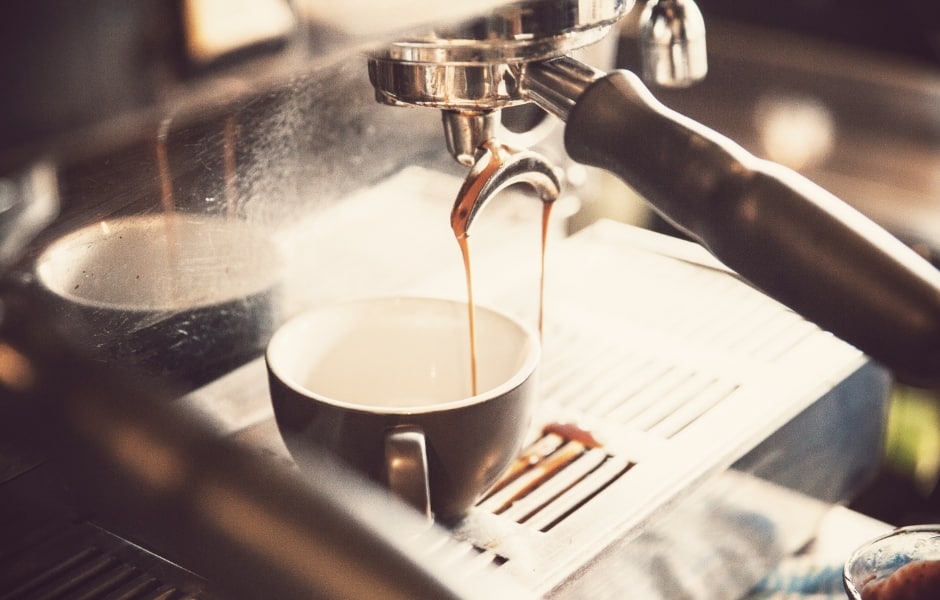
34;214;282;388
365;0;641;171
36;215;277;311
364;0;706;167
0;0;529;177
367;0;632;110
443;112;501;166
638;0;707;88
522;57;606;121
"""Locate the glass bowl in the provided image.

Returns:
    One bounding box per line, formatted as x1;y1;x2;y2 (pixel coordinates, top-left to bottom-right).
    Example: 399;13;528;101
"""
843;524;940;599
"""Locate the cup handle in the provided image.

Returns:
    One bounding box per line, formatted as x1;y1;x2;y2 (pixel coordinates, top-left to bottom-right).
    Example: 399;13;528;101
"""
384;427;432;520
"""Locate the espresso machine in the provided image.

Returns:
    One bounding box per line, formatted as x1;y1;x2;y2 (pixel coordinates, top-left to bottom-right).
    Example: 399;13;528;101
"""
1;1;939;598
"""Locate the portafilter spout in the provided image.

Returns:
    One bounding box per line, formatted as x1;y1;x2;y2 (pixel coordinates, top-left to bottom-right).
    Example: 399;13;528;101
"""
451;139;561;236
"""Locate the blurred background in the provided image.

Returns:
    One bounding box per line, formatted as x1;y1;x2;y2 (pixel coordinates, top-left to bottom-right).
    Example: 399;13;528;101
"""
704;0;940;67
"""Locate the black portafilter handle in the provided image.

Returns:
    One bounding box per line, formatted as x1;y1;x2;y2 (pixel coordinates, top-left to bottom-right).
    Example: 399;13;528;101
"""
525;57;940;388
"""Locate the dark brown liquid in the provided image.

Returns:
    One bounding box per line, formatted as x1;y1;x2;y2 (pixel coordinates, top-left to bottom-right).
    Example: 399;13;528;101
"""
861;559;940;600
482;422;603;509
455;233;479;396
538;200;553;337
451;142;503;396
451;140;555;397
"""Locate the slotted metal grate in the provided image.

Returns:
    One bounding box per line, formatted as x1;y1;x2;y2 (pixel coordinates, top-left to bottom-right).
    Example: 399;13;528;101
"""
185;218;877;599
0;524;210;600
442;220;872;595
477;426;635;532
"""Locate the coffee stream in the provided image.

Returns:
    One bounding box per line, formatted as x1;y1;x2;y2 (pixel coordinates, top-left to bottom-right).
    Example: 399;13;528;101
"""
451;140;555;397
453;233;480;396
539;201;553;337
451;142;501;397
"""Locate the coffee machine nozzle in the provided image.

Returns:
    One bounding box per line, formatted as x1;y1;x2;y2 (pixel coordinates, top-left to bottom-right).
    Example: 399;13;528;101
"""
367;0;707;163
367;0;709;234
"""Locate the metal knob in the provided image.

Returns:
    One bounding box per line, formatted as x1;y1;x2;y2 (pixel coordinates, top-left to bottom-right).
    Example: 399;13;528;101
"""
639;0;707;88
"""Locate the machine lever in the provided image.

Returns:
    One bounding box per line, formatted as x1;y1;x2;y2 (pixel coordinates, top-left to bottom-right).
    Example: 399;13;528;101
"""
525;57;940;387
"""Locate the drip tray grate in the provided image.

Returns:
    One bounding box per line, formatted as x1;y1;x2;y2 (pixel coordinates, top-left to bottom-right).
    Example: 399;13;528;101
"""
0;522;212;600
186;219;880;598
416;220;873;595
477;425;635;532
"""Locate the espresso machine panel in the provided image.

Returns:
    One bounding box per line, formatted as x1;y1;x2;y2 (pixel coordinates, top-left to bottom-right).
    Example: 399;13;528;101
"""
1;0;936;598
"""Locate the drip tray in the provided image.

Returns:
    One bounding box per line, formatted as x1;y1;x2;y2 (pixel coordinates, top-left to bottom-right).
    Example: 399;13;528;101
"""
181;219;889;598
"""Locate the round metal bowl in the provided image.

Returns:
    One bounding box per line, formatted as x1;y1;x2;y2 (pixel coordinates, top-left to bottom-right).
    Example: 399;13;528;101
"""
35;213;282;390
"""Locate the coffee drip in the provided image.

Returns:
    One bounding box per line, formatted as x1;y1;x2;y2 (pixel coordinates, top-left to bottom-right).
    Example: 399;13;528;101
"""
450;139;560;396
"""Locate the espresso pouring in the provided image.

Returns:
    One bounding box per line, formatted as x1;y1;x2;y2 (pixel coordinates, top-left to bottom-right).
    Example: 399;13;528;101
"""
451;139;556;397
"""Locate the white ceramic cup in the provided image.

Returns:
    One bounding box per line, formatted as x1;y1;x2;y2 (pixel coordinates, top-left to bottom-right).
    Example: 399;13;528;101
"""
265;296;539;522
